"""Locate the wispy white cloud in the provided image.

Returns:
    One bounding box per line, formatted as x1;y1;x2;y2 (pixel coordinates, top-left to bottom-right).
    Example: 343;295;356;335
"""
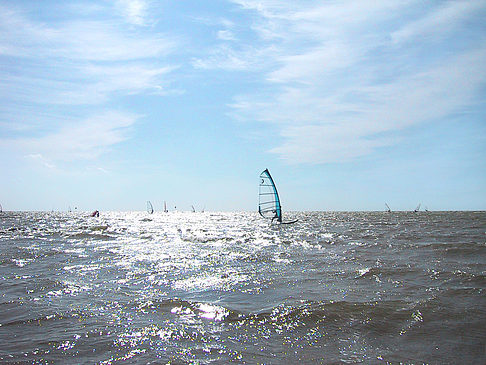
391;0;486;44
56;22;173;61
59;63;176;104
115;0;152;26
2;111;139;163
0;62;176;106
217;29;236;41
227;0;486;164
267;42;356;83
192;44;275;70
96;167;109;174
0;4;175;79
263;47;486;164
0;5;174;61
26;154;56;169
0;2;177;163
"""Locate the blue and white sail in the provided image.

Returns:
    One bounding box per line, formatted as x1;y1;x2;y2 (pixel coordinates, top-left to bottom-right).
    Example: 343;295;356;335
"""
259;169;282;223
147;201;154;214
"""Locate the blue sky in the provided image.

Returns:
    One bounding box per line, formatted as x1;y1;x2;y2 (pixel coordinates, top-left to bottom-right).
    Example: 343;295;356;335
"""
1;0;485;211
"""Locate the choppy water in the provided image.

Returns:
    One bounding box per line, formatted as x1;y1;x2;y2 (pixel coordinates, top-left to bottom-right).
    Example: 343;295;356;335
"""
0;211;485;364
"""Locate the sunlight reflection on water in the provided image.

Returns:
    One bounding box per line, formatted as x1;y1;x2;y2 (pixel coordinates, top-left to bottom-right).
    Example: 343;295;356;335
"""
0;211;485;363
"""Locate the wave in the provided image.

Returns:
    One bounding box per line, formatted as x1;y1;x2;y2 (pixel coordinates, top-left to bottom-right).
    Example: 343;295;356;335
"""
66;232;114;241
0;298;86;328
139;297;435;329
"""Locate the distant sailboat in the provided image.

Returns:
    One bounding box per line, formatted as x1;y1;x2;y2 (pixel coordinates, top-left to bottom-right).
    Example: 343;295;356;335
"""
163;201;168;213
0;203;2;213
259;169;298;224
414;203;421;213
147;201;154;214
191;205;196;213
385;203;391;213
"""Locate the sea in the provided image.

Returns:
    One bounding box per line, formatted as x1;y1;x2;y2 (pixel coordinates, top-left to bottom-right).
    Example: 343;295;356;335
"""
0;211;485;364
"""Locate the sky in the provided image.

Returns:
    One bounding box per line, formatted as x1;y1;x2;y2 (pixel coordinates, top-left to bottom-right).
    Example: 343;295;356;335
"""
0;0;485;212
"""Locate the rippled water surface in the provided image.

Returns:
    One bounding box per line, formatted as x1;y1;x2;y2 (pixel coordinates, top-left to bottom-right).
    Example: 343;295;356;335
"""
0;211;485;364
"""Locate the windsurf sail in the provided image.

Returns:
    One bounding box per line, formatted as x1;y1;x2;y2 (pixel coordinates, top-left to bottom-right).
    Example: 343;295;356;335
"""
259;169;283;223
385;203;391;212
147;201;154;214
163;201;168;213
0;203;2;213
191;205;196;213
414;203;421;212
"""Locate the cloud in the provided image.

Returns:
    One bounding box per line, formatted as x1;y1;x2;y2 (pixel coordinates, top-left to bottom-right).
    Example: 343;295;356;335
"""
26;154;56;169
391;1;486;44
0;62;176;106
62;63;176;104
217;30;236;41
115;0;151;26
235;46;486;164
267;42;357;83
227;0;486;164
0;2;177;139
3;111;139;162
56;22;173;62
192;44;274;70
0;4;174;74
0;5;175;62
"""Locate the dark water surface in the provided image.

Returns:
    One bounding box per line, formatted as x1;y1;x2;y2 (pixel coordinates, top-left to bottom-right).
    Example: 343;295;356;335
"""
0;211;485;364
